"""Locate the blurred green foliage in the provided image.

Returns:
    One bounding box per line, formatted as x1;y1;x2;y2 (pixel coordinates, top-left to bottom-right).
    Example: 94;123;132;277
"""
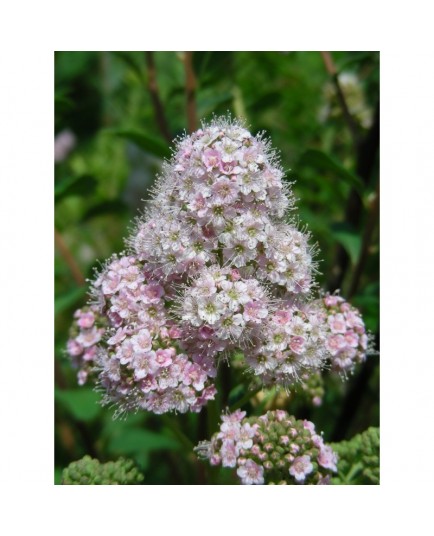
55;51;379;484
331;427;380;484
62;455;144;485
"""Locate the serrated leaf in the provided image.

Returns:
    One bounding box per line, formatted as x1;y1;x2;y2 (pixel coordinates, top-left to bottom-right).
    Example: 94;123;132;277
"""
299;149;364;193
106;128;171;159
56;388;102;422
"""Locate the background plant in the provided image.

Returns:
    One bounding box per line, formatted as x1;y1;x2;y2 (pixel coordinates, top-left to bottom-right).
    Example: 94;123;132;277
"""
55;51;379;484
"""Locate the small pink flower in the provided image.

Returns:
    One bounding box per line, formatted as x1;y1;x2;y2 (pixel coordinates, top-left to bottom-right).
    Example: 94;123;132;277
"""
220;440;238;468
289;335;305;355
77;370;88;386
67;339;83;357
77;311;95;329
76;327;103;348
303;420;315;433
101;271;121;295
132;329;153;353
198;325;214;340
289;455;313;482
324;295;340;307
243;300;268;323
280;435;290;446
275;410;287;422
318;445;338;472
274;309;292;325
313;396;322;407
345;330;359;348
107;327;127;346
142;282;165;304
139;375;158;393
328;313;347;333
237;460;264;485
230;269;241;281
83;347;97;362
202;148;221;171
168;325;183;339
326;334;346;355
155;349;174;367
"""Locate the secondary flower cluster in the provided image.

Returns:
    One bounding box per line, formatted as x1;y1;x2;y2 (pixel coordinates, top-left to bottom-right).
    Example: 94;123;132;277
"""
66;117;369;416
244;302;328;387
67;254;217;415
67;306;105;386
321;294;368;375
195;409;338;485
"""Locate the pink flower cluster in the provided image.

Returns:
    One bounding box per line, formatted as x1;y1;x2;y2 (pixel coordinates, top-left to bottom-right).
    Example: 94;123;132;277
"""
320;294;368;375
66;306;105;385
244;302;329;387
67;255;217;415
195;409;338;485
66;117;370;416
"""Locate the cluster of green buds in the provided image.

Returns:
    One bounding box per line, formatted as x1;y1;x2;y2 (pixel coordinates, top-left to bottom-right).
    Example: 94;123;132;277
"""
61;455;144;485
331;427;379;484
195;409;337;485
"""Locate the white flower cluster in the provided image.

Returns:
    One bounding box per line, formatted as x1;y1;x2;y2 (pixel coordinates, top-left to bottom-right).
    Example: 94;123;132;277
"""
131;117;314;294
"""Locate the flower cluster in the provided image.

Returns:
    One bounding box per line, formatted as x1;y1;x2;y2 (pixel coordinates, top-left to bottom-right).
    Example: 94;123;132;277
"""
62;455;144;485
66;117;369;418
320;294;368;375
67;254;217;415
66;306;105;385
180;266;271;352
132;118;315;293
195;409;337;485
243;302;329;387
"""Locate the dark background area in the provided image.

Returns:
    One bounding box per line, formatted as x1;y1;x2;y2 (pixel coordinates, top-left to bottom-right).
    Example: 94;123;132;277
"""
55;51;379;484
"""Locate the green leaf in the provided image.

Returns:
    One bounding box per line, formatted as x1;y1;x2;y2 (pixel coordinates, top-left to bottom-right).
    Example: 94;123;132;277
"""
81;200;129;222
106;128;171;159
55;286;87;315
54;467;63;485
55;174;97;201
108;429;180;456
55;388;102;422
330;223;362;265
110;51;144;82
228;383;246;406
299;149;364;193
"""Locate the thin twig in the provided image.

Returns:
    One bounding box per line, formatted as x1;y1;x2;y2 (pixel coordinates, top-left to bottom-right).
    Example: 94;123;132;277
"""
55;228;85;286
348;183;379;299
145;51;172;143
327;104;379;292
320;51;361;148
161;414;195;451
182;51;197;133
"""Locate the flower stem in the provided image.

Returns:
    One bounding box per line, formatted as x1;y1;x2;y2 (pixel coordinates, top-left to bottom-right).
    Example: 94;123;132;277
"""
229;385;262;412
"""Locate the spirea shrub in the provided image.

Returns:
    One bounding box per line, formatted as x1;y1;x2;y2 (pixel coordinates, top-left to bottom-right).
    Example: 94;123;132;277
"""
65;116;373;484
